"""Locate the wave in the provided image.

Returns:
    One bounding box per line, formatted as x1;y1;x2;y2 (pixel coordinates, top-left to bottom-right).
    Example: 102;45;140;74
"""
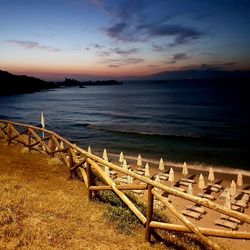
81;123;201;139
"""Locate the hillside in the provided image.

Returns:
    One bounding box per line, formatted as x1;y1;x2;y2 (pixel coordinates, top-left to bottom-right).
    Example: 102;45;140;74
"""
0;141;165;249
0;70;57;95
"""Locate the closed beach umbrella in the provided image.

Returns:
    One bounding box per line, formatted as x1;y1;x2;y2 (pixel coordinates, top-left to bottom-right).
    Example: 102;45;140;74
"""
127;174;133;184
60;141;64;149
237;172;243;187
159;158;164;171
41;112;45;138
182;162;188;176
168;168;175;183
154;174;160;192
230;180;237;196
119;152;124;164
225;190;231;209
137;154;142;167
208;167;215;182
103;148;108;161
105;166;110;177
145;163;150;177
187;183;193;195
198;174;205;190
123;159;128;170
87;146;92;154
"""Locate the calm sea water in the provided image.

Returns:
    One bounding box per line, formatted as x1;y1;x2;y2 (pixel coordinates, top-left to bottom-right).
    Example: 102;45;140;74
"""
0;80;249;169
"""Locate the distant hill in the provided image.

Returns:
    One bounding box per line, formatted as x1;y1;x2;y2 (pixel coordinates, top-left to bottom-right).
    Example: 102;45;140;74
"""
0;70;57;96
142;69;250;80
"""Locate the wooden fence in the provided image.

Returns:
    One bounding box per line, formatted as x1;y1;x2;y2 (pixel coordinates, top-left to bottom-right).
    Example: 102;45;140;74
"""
1;119;250;250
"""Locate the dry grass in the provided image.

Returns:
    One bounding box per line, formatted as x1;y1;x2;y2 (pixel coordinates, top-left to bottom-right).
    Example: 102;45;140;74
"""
0;141;169;249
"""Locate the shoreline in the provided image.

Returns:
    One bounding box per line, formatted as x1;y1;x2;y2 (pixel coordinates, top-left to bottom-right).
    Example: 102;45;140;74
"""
107;152;250;178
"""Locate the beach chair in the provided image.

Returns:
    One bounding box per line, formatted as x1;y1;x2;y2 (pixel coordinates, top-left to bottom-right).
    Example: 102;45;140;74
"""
220;215;242;224
231;204;244;213
181;178;195;184
198;193;215;200
157;172;169;180
181;210;202;220
214;219;238;230
173;186;186;192
134;169;145;175
186;205;206;214
179;181;190;187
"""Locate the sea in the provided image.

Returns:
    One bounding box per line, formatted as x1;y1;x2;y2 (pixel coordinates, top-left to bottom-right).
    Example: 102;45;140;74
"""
0;80;249;170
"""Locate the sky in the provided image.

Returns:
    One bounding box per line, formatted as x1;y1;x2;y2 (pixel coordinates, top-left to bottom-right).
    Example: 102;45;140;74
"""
0;0;250;80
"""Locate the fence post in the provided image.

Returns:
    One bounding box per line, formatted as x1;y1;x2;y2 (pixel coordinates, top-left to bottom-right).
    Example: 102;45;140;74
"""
86;160;92;201
28;128;31;152
68;149;74;179
145;184;154;242
6;123;11;145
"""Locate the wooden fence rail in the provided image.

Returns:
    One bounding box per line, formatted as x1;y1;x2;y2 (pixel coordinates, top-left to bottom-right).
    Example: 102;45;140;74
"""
1;119;250;250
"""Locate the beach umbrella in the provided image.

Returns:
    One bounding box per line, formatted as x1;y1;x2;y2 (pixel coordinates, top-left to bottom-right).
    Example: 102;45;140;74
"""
198;174;205;190
145;163;150;177
119;152;124;164
60;141;64;149
225;190;231;209
137;154;142;167
237;172;243;187
123;159;128;170
182;162;188;176
103;148;108;161
127;174;133;184
41;112;45;138
168;168;175;183
159;158;164;171
104;166;110;177
187;183;193;195
230;180;237;196
154;174;160;192
87;146;92;154
208;167;215;183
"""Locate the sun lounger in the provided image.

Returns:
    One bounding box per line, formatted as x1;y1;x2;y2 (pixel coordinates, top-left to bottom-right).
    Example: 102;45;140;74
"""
173;186;186;192
242;193;249;201
181;210;202;219
215;219;238;230
233;199;248;208
179;181;190;187
181;178;196;184
241;189;250;195
186;205;206;214
211;183;223;189
220;215;241;224
198;193;215;200
110;170;117;176
231;204;244;212
157;174;168;181
134;170;145;175
158;172;169;177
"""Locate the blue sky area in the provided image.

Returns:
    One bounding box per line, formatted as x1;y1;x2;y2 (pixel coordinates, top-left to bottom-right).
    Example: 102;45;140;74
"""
0;0;250;80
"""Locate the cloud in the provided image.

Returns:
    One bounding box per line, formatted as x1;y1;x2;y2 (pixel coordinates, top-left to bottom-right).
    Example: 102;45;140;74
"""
172;53;188;60
109;64;119;68
110;48;138;56
7;40;61;52
94;43;105;49
103;57;144;66
105;22;128;40
139;24;203;46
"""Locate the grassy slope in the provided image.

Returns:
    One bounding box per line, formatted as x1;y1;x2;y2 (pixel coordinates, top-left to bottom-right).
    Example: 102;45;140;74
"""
0;141;166;250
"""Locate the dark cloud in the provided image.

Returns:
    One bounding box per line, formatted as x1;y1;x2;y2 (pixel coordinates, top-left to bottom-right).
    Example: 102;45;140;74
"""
165;60;176;65
94;43;105;49
7;40;61;52
109;64;119;68
110;48;138;56
173;53;188;60
152;44;166;52
139;24;203;45
105;22;128;40
103;57;144;66
200;62;237;70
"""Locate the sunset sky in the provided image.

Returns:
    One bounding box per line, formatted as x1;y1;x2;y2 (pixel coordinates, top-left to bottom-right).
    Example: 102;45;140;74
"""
0;0;250;80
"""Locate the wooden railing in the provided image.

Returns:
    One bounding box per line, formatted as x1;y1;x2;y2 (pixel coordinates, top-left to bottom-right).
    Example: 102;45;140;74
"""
1;119;250;250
